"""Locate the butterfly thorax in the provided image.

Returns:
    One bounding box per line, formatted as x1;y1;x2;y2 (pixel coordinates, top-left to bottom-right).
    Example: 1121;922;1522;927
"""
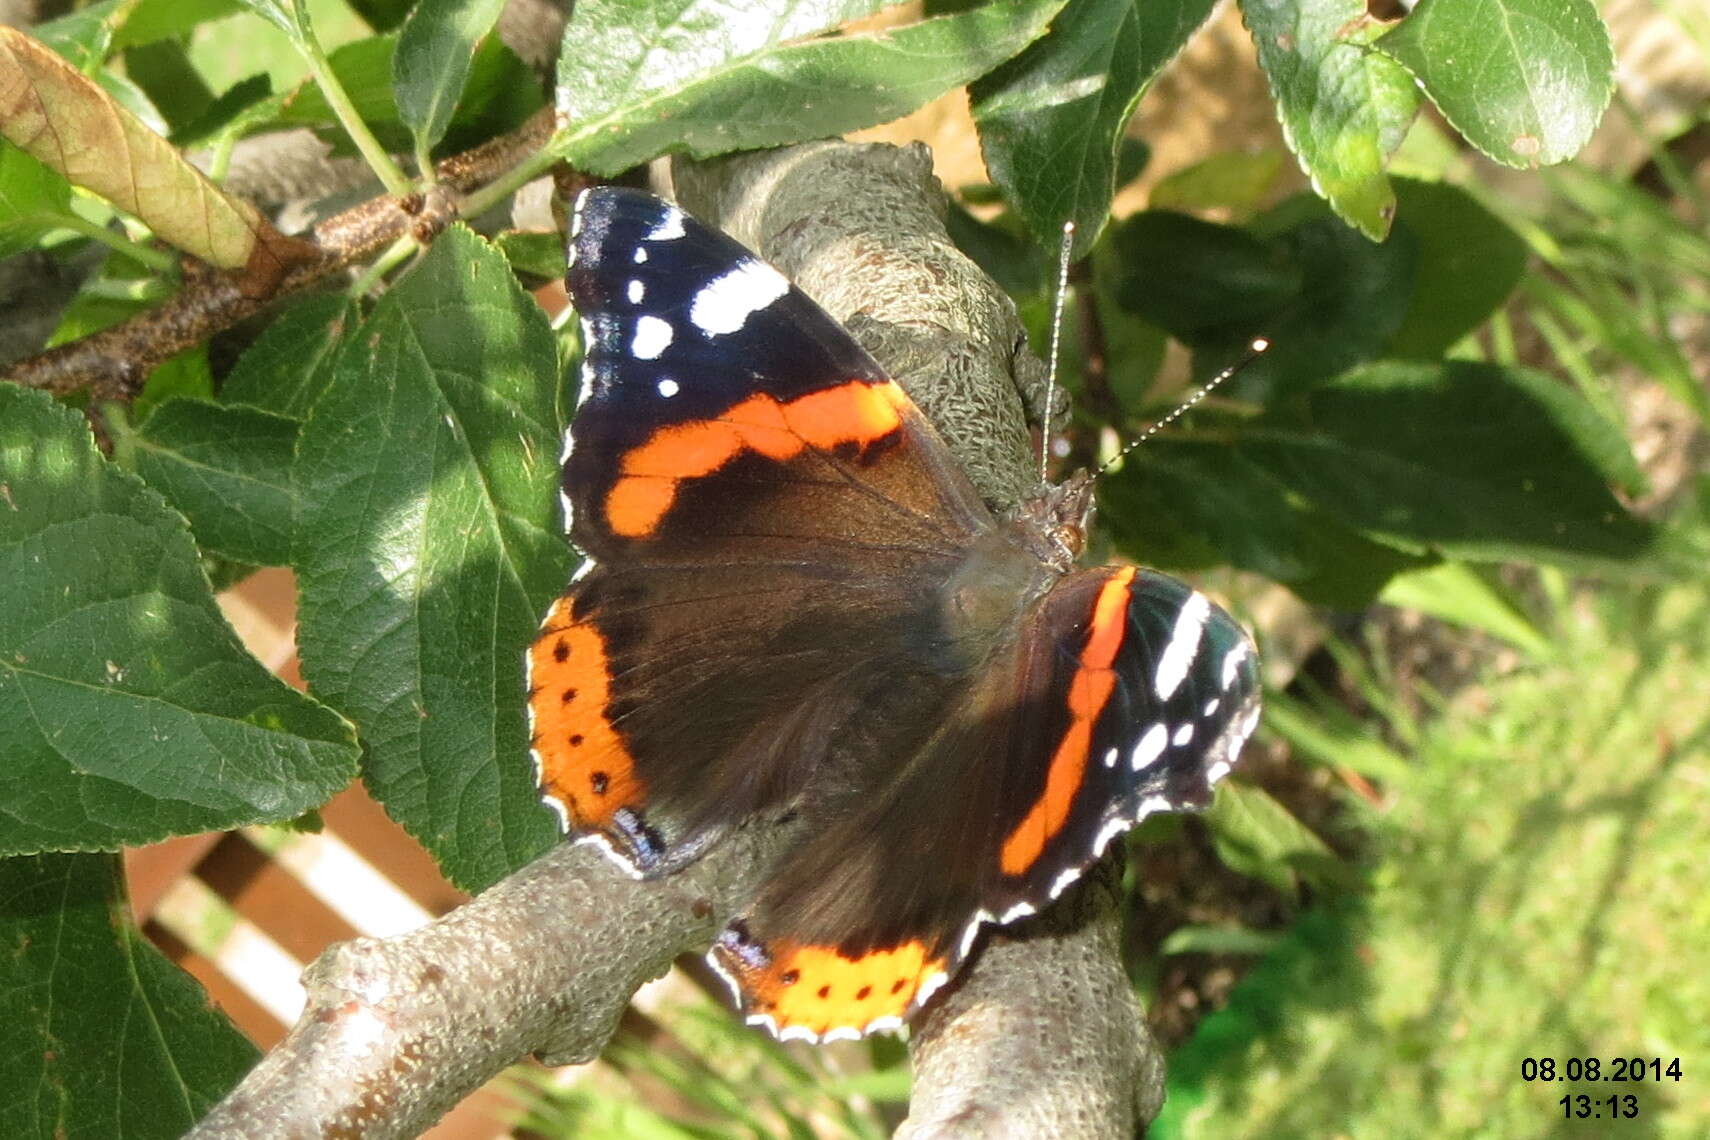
935;472;1096;667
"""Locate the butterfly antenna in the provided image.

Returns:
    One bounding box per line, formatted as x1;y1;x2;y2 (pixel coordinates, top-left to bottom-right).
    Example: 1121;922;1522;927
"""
1095;337;1271;478
1040;220;1076;484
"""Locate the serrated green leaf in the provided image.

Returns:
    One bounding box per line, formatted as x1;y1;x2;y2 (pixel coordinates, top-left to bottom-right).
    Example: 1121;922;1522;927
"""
1379;561;1554;659
1239;0;1420;238
1373;0;1613;169
218;293;355;419
115;399;298;566
1206;780;1348;893
0;142;73;259
0;385;359;855
0;853;258;1140
293;226;568;891
553;0;1066;175
970;0;1217;255
395;0;509;155
1241;360;1655;566
1386;178;1527;357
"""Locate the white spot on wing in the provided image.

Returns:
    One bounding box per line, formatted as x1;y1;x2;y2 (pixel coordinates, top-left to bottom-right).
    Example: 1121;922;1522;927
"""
1094;816;1129;856
1221;640;1253;689
1173;722;1194;747
1155;592;1211;700
1204;697;1220;717
1049;868;1080;899
627;279;644;303
656;377;679;398
631;314;673;360
648;209;686;241
1131;722;1168;772
633;247;648;264
1103;746;1120;768
690;259;791;336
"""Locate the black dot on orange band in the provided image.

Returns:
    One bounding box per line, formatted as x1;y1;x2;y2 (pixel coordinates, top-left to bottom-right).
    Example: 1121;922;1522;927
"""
553;641;569;662
590;772;608;794
817;985;831;1000
569;733;583;746
890;979;906;994
780;970;799;986
561;687;577;702
856;985;872;1000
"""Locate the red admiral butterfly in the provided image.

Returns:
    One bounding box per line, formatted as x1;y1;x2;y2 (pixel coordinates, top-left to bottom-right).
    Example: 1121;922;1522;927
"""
529;187;1261;1042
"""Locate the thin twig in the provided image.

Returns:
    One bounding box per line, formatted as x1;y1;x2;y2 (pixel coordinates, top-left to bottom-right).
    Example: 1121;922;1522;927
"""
2;106;555;400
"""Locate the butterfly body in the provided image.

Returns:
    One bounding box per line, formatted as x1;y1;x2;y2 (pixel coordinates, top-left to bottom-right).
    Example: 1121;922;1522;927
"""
532;187;1261;1041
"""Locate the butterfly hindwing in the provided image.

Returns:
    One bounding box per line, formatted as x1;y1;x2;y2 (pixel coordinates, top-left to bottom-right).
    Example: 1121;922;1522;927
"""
709;568;1261;1040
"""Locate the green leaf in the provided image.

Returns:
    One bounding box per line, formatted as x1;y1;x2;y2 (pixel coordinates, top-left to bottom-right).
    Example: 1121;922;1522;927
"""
1148;149;1287;217
1239;0;1420;239
1385;177;1527;357
1111;199;1418;397
1260;691;1411;782
293;226;568;891
1379;562;1555;659
0;853;258;1140
349;0;417;33
115;0;244;49
553;0;1067;175
970;0;1218;255
1100;439;1430;607
229;0;300;40
495;230;570;281
395;0;509;155
0;143;73;259
218;293;355;419
278;31;543;157
1159;924;1282;957
1373;0;1614;169
1109;209;1301;337
1206;780;1349;893
31;0;130;70
115;399;299;566
0;385;358;855
1242;360;1655;565
122;40;217;133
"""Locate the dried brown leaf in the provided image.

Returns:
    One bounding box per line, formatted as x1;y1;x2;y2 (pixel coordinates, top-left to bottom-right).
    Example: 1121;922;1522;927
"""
0;27;292;272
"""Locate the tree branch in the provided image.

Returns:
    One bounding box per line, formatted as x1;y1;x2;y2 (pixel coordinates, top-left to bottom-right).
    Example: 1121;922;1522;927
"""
188;140;1162;1138
0;106;555;401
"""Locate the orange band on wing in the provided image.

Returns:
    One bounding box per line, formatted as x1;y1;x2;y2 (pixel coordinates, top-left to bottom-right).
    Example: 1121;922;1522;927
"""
529;596;645;831
604;381;907;537
999;567;1136;876
720;936;947;1040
